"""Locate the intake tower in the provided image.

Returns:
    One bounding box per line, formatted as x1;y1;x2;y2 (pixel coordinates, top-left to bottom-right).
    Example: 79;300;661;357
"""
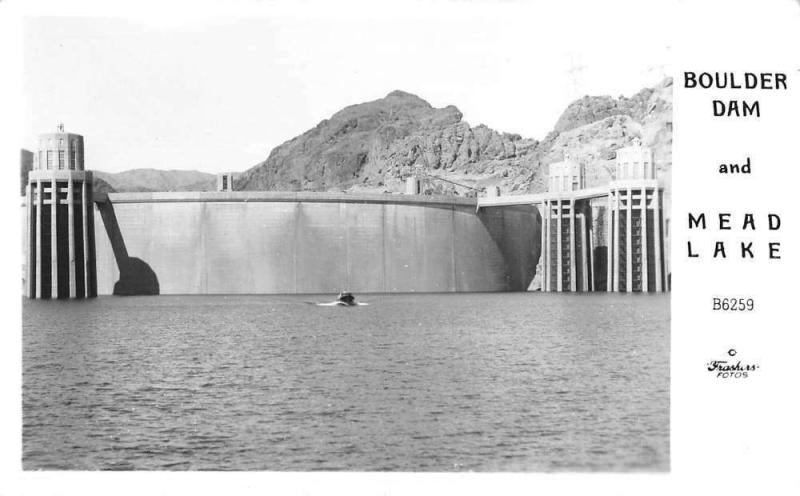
25;125;96;298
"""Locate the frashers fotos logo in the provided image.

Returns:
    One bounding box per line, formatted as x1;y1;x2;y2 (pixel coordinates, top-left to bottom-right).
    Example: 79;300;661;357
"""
707;349;760;379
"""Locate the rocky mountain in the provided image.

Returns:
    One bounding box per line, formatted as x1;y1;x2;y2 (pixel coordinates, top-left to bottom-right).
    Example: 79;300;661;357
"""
545;79;673;195
19;79;672;198
235;78;672;196
92;169;216;193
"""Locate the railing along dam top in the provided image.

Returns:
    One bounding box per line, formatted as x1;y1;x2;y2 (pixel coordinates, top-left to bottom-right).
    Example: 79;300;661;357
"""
94;191;479;208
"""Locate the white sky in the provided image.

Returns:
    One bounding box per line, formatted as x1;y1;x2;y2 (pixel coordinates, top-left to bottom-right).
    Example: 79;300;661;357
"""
23;0;679;173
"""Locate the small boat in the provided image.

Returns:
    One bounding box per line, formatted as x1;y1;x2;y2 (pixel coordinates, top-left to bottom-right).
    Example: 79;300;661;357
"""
313;291;367;307
335;291;357;306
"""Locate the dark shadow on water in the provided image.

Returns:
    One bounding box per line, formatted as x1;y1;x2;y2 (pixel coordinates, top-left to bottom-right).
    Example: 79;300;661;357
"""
96;200;160;295
114;257;159;296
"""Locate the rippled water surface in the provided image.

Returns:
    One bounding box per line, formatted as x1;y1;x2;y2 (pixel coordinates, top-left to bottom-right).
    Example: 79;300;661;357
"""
23;293;669;471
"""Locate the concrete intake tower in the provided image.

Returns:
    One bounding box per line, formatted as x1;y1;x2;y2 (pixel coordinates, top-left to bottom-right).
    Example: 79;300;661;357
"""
25;125;96;299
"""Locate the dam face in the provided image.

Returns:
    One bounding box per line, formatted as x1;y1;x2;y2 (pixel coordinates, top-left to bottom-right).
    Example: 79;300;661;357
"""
85;192;540;295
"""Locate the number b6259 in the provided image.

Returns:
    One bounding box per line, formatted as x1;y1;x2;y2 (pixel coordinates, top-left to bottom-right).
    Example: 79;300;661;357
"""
712;297;754;311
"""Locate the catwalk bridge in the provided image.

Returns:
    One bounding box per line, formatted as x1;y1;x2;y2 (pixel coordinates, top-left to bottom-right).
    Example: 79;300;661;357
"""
475;185;610;209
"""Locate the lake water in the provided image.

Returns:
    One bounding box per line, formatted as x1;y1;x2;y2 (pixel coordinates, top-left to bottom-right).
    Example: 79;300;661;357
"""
22;293;669;471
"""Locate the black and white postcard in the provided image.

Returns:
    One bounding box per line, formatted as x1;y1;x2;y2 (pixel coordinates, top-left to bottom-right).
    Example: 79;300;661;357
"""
1;0;798;495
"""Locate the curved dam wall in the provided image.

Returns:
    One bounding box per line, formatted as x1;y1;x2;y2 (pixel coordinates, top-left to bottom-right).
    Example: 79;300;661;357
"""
82;192;540;295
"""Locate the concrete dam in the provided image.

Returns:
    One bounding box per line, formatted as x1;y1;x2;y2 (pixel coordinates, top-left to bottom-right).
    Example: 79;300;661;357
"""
23;130;668;298
82;192;540;295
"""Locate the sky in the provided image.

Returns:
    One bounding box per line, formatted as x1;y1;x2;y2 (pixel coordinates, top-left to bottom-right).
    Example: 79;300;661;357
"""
21;0;679;174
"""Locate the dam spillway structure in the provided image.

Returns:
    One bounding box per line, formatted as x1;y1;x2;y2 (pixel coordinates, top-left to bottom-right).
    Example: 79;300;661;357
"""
25;125;96;299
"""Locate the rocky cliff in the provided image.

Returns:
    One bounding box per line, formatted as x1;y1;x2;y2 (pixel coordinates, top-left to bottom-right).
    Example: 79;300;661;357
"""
235;78;672;196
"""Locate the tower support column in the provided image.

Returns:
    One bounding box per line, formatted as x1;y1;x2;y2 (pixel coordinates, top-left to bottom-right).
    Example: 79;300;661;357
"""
626;189;632;293
50;176;58;298
68;178;76;298
570;198;576;292
580;212;588;292
25;185;32;297
36;181;42;299
607;192;613;292
545;200;551;292
613;190;620;292
588;210;595;291
556;198;563;292
82;181;90;297
641;187;649;293
654;187;663;292
541;202;547;292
